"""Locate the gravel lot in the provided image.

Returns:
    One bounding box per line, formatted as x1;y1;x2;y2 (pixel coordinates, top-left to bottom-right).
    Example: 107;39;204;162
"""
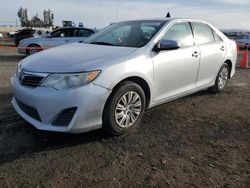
0;46;249;187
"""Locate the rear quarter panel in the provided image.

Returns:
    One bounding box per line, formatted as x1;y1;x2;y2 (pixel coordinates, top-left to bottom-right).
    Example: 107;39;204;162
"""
208;23;237;78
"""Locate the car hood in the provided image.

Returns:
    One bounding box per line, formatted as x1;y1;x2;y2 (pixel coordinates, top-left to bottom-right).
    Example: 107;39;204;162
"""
21;43;138;73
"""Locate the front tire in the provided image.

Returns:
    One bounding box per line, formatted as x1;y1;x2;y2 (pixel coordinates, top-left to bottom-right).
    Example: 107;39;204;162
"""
103;81;146;135
27;44;42;55
209;63;229;94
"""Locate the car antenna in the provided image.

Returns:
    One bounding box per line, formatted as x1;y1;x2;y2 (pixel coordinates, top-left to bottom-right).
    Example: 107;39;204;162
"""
166;12;171;18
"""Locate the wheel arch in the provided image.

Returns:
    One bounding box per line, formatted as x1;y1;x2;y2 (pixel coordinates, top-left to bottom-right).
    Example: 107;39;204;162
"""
224;59;232;78
120;76;151;108
26;43;42;54
105;76;151;110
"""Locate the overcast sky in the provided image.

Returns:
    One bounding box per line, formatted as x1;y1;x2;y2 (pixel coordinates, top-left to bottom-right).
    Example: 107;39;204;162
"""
0;0;249;29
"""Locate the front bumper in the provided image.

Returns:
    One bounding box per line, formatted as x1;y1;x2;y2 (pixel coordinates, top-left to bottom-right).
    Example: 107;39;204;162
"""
11;74;111;133
17;45;27;54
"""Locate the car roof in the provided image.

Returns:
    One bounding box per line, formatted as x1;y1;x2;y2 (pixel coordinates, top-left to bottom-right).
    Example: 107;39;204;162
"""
117;18;173;23
52;27;97;33
19;28;36;31
119;17;208;24
59;27;96;32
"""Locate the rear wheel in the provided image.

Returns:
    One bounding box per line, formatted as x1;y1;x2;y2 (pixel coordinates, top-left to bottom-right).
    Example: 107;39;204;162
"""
209;63;229;94
103;81;146;135
27;44;42;55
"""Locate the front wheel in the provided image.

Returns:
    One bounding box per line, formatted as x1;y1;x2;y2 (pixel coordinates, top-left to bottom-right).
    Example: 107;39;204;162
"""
103;81;146;135
209;63;229;94
27;44;42;55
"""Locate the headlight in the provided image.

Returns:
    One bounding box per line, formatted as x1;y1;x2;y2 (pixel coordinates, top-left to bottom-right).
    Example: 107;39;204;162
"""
40;70;101;90
16;61;23;77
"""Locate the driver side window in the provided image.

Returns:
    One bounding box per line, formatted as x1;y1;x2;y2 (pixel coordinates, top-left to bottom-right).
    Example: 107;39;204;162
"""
162;22;194;48
51;29;72;38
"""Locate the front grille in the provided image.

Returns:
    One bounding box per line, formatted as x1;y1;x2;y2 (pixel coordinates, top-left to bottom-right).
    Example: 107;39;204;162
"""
16;99;41;122
52;107;77;127
21;75;44;87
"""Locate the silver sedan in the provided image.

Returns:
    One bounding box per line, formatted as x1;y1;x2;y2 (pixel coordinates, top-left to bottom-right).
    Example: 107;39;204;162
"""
11;18;237;135
17;27;96;55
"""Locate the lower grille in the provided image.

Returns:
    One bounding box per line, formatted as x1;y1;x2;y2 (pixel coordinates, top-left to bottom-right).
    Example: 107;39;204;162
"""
52;107;77;127
21;75;44;87
16;99;41;122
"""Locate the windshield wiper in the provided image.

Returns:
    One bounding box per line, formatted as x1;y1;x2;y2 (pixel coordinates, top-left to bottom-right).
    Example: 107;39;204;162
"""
90;41;114;46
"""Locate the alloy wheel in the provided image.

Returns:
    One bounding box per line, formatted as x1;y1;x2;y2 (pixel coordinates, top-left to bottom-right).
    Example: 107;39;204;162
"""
114;91;142;128
29;47;39;55
218;67;228;90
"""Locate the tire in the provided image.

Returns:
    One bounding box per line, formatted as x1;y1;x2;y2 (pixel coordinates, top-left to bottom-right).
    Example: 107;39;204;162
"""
103;81;146;135
208;63;230;94
27;44;42;55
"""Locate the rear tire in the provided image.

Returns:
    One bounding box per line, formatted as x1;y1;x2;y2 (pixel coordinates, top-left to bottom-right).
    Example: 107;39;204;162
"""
208;63;229;94
103;81;146;135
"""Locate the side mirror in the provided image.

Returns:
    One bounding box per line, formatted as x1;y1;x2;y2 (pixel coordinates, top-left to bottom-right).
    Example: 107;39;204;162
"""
153;39;181;52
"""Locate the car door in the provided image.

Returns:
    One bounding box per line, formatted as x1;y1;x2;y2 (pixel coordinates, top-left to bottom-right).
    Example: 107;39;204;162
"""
45;28;73;48
192;22;227;87
151;22;200;102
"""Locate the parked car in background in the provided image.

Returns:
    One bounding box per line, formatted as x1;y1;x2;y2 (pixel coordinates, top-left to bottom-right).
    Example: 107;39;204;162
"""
235;34;250;49
14;28;37;46
18;27;96;55
11;18;237;135
223;32;238;40
0;33;3;42
7;30;19;38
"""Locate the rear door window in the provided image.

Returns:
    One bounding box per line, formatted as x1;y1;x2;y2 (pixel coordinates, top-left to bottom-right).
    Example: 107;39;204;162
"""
192;22;215;45
213;31;223;43
51;29;72;38
73;29;94;37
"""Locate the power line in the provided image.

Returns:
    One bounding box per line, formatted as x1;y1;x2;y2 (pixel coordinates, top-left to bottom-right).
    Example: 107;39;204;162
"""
114;0;121;22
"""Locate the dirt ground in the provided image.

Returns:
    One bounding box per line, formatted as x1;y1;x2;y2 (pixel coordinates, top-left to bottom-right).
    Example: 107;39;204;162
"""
0;46;249;188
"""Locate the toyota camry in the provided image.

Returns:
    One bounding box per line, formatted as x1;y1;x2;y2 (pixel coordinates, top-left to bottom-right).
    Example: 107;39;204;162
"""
11;18;237;135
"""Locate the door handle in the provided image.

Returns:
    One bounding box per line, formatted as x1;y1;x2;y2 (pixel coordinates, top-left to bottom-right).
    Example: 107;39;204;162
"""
220;46;225;51
64;40;69;42
192;51;200;58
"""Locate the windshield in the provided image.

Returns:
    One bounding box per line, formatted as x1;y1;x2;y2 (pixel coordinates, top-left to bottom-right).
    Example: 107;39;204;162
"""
85;20;167;48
